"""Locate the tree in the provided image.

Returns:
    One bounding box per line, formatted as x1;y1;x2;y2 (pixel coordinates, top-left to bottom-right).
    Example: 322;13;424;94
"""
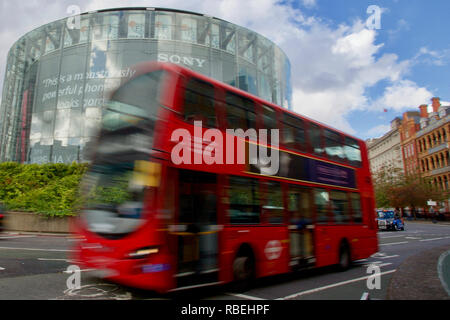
373;164;445;219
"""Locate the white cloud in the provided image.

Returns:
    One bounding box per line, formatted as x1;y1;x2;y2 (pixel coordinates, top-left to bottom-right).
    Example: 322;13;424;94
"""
367;124;391;137
373;80;433;111
300;0;317;9
0;0;437;138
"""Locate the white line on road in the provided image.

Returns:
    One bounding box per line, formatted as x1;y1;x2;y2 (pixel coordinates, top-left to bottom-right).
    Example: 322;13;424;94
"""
405;237;422;240
277;269;397;300
380;241;408;246
379;235;406;239
0;235;36;240
0;267;4;271
419;237;447;242
62;268;95;274
225;293;266;300
38;258;71;262
379;255;399;259
360;292;370;300
0;246;75;252
378;263;393;268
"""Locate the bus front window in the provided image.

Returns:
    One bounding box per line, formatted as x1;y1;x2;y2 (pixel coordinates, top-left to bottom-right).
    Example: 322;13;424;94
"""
82;70;165;239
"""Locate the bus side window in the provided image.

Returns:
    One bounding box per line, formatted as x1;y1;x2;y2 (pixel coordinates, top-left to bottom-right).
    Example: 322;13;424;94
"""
310;123;324;155
183;78;217;128
282;114;307;152
225;92;256;131
351;193;363;223
288;186;312;225
343;137;362;167
330;191;350;224
227;176;261;224
324;129;345;163
263;181;284;224
260;104;277;144
314;188;329;223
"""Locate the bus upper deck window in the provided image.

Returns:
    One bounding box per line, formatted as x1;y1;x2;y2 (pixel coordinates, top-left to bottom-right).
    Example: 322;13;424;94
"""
310;124;324;155
344;137;362;167
183;78;217;128
226;92;256;131
325;129;345;163
282;114;306;152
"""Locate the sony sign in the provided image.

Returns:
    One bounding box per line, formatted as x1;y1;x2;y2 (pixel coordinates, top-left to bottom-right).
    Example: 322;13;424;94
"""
158;53;206;68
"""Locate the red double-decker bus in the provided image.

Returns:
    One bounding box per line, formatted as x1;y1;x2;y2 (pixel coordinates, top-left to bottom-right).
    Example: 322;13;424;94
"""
72;62;378;293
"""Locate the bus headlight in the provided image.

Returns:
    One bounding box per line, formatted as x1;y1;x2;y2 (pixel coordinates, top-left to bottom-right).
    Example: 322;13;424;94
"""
127;247;159;259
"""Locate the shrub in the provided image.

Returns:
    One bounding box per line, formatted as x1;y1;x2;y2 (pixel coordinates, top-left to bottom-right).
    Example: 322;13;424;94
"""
0;162;88;217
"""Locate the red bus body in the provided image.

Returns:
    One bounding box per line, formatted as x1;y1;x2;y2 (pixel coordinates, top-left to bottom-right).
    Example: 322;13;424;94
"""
72;62;378;293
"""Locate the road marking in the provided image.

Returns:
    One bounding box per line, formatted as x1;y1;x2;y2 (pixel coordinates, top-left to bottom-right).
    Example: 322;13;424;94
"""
379;255;399;259
0;267;4;271
405;237;421;240
63;268;95;274
419;237;446;242
277;269;397;300
0;246;75;252
0;235;36;239
360;292;370;300
379;235;406;239
225;293;266;300
377;263;393;268
380;241;408;246
38;258;71;262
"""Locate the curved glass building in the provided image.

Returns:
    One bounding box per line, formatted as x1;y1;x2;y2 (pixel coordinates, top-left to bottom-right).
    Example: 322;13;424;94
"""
0;7;292;163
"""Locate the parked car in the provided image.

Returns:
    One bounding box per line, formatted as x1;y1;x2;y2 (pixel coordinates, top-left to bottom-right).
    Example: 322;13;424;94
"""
376;210;405;231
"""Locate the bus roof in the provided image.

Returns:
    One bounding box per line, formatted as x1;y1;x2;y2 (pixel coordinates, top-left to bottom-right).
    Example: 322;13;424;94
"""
129;61;364;143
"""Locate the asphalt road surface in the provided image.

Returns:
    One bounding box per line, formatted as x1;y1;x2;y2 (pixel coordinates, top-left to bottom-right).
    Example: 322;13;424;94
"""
0;221;449;300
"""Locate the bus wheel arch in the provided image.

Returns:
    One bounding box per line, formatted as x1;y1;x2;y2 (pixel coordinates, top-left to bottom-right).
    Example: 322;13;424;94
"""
337;238;351;271
231;243;256;291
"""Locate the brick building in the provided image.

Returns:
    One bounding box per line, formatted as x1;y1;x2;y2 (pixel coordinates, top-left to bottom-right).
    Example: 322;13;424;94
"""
399;111;421;175
415;98;450;209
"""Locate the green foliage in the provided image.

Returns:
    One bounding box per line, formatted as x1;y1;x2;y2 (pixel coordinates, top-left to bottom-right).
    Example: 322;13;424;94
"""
373;164;445;210
0;162;88;217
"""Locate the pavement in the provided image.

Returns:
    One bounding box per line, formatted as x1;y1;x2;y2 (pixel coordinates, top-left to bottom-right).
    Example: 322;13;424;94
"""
387;244;450;300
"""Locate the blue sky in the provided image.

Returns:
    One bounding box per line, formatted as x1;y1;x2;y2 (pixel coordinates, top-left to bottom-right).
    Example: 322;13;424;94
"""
0;0;449;140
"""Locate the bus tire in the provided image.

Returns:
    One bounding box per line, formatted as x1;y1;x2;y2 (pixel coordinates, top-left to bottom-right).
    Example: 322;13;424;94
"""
337;241;351;271
232;255;255;292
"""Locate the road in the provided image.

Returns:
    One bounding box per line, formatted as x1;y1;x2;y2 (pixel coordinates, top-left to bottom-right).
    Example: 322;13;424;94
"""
0;222;449;300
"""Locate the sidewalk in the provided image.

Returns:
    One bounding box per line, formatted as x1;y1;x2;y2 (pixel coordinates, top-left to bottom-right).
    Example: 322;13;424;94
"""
404;219;450;226
387;245;450;300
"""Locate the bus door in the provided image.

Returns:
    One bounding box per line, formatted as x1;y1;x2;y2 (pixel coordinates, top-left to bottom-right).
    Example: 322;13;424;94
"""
287;186;315;269
175;170;219;288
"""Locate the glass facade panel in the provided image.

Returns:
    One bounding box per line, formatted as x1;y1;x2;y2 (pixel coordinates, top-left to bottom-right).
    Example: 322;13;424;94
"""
155;12;173;40
127;12;145;39
0;8;291;163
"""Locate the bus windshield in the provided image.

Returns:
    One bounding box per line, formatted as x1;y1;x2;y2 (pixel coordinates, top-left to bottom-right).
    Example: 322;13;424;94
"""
82;70;165;239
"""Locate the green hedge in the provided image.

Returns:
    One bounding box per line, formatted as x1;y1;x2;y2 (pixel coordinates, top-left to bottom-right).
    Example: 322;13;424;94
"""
0;162;88;217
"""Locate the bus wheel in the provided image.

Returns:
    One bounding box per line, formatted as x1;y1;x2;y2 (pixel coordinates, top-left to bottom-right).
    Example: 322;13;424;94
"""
232;255;255;292
337;241;351;271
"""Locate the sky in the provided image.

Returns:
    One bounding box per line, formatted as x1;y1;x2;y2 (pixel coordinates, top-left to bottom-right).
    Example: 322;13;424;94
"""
0;0;449;140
